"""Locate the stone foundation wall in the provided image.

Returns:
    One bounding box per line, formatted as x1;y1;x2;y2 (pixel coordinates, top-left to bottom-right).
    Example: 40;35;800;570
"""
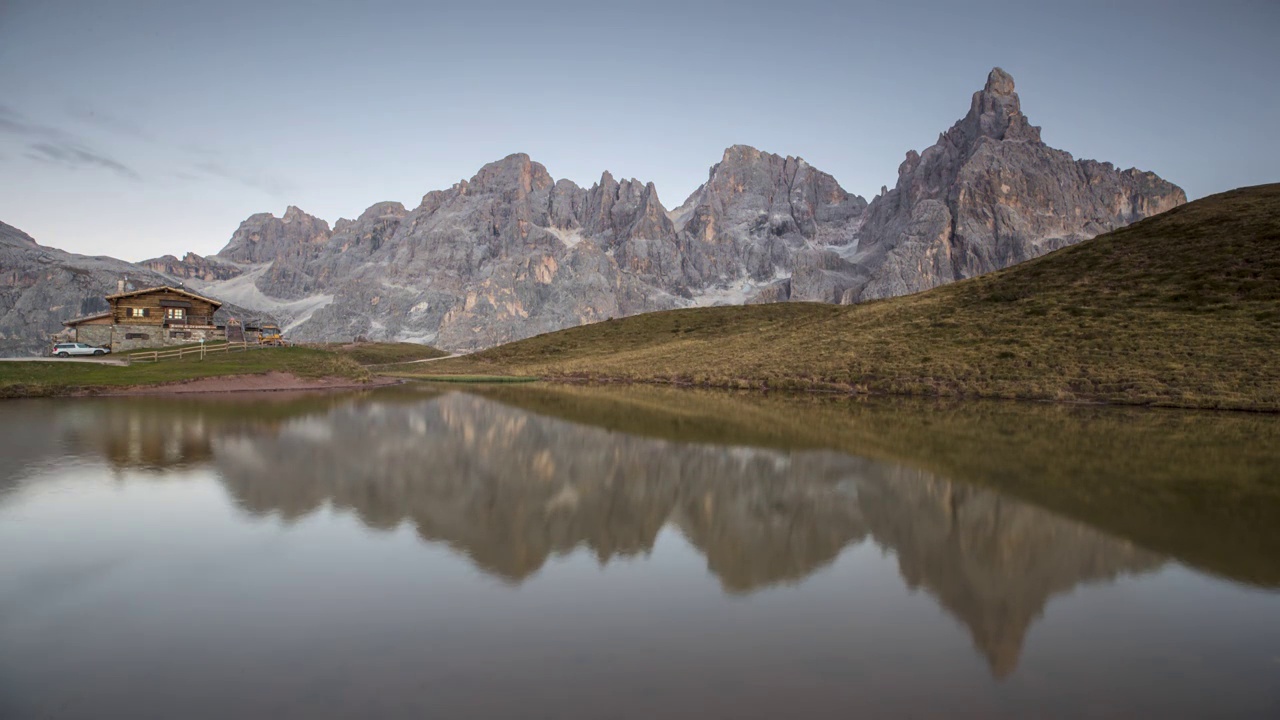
75;325;113;348
108;325;227;353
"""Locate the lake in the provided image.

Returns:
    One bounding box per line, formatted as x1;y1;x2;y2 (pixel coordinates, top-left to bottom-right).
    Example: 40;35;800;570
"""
1;384;1278;719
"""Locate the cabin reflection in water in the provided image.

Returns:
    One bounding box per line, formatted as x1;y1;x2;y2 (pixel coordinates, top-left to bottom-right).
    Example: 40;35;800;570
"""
55;391;1167;677
101;412;213;470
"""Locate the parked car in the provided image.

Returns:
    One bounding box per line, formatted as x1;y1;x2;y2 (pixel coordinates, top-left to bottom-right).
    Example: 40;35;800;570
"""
51;342;110;357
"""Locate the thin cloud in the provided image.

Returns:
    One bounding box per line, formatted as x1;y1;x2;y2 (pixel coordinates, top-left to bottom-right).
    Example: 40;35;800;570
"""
0;104;55;137
192;159;294;198
1;104;142;180
2;103;296;196
26;141;141;180
66;103;155;142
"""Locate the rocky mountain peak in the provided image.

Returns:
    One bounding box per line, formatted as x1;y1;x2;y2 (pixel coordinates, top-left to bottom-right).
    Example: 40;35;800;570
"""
962;66;1040;143
139;251;242;282
984;66;1016;95
720;144;767;164
704;145;805;188
682;144;865;255
578;169;674;244
470;153;554;195
843;67;1184;305
217;205;332;264
282;205;310;223
898;149;922;180
708;145;823;186
356;201;407;223
0;221;39;249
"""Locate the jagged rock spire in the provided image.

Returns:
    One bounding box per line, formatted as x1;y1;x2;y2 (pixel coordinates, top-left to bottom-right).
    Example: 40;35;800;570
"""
961;66;1041;143
839;67;1183;306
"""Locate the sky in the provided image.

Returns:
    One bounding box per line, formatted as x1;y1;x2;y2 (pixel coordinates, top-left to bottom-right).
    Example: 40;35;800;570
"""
0;0;1276;261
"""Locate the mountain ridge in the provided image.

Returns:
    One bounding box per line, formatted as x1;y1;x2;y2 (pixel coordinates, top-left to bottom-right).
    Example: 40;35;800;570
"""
1;67;1186;354
161;68;1180;349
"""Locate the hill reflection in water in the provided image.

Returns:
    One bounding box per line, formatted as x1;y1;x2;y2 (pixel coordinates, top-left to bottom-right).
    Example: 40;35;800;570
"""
26;387;1235;677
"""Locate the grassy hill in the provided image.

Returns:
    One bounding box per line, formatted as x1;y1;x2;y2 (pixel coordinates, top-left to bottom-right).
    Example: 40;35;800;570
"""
411;184;1280;411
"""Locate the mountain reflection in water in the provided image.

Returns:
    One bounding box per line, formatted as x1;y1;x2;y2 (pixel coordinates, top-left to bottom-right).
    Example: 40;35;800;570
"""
17;389;1176;677
0;384;1274;712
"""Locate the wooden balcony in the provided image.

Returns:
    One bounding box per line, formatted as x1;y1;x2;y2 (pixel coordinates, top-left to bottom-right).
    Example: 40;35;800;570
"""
163;315;216;327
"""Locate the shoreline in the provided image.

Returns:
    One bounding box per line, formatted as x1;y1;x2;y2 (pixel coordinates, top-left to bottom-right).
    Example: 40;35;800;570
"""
4;367;1278;414
90;372;403;397
0;373;402;399
462;372;1280;415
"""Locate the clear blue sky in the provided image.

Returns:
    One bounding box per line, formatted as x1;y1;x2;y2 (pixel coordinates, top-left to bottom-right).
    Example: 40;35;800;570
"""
1;0;1276;260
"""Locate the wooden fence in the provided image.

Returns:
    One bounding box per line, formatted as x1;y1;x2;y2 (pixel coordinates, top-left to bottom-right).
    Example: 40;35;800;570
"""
125;341;269;365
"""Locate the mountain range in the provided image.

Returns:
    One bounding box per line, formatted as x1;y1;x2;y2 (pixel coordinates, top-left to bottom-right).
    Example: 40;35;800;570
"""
0;68;1185;355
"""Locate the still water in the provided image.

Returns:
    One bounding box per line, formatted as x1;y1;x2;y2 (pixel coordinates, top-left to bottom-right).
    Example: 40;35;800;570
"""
1;385;1278;719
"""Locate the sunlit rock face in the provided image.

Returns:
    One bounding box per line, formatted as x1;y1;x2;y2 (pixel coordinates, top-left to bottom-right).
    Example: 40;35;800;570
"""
54;391;1165;676
153;67;1180;349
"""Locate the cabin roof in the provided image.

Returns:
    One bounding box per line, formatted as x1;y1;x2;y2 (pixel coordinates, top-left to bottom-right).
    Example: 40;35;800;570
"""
62;311;112;327
105;285;223;309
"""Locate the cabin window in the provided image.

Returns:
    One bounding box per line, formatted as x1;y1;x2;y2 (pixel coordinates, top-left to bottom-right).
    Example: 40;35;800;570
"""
129;307;148;318
170;331;190;339
125;333;149;340
165;307;185;320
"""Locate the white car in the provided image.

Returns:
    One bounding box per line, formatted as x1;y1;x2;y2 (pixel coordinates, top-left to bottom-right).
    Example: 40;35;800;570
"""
51;342;110;357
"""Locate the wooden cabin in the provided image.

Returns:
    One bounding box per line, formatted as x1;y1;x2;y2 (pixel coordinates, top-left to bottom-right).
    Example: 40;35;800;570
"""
106;286;223;329
63;285;229;352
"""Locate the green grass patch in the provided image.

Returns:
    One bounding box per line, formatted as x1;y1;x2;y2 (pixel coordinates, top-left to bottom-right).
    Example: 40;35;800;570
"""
0;347;370;398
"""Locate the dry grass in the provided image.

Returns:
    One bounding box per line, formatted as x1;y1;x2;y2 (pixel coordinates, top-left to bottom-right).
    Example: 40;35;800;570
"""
313;341;448;366
413;184;1280;411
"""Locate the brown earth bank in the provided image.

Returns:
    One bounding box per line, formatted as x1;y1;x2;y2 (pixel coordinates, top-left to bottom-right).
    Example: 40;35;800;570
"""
93;372;401;396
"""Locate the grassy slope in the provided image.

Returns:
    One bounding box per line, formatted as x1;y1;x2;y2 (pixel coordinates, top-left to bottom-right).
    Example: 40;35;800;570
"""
0;347;370;397
416;184;1280;411
468;383;1280;587
316;342;449;366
